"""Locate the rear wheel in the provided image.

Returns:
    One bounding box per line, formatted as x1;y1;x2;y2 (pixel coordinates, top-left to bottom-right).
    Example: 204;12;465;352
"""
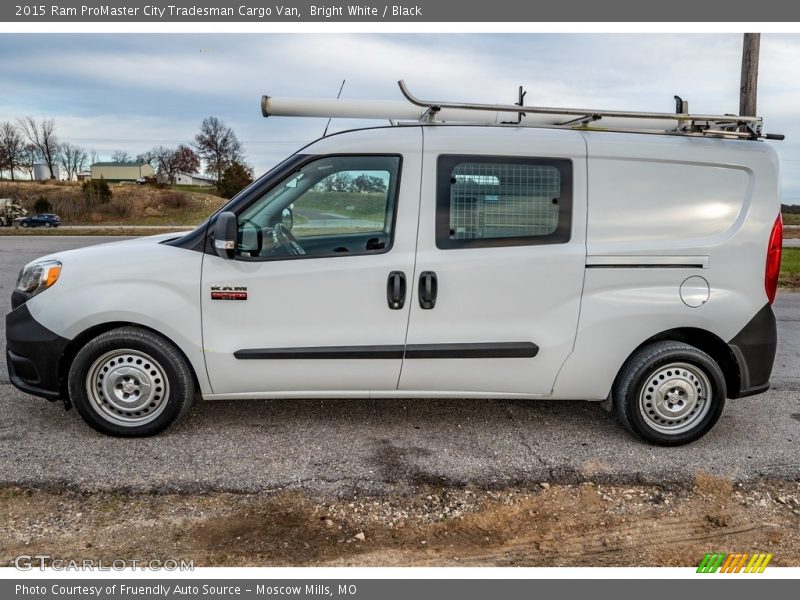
68;327;194;436
613;341;726;446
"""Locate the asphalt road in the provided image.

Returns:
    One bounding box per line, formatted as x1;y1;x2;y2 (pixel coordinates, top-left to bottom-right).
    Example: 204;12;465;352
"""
0;236;798;497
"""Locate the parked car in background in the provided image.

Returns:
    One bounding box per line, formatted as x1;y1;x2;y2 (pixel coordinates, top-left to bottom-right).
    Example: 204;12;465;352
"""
18;214;61;228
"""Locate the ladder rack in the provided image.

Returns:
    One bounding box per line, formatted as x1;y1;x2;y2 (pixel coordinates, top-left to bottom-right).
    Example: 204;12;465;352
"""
261;81;785;141
397;81;783;141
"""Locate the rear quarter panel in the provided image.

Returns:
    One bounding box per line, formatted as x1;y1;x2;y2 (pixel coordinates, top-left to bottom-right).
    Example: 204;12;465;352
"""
552;133;780;399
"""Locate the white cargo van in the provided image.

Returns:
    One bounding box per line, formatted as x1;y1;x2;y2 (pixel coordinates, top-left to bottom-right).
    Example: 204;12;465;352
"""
5;84;783;445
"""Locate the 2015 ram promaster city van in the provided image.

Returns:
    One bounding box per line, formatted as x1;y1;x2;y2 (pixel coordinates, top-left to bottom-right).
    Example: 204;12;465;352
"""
5;83;784;445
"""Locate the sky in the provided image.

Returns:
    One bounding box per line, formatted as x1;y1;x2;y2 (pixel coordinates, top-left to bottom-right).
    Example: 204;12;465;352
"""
2;33;800;201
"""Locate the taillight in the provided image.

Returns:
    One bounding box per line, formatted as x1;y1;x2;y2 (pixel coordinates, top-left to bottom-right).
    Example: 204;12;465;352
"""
765;213;783;304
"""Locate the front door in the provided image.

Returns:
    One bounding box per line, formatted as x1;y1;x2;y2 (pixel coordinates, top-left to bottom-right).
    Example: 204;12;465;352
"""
201;129;422;397
398;127;587;396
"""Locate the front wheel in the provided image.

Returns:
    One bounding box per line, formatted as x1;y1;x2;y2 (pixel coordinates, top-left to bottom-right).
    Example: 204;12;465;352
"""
613;341;726;446
68;327;195;436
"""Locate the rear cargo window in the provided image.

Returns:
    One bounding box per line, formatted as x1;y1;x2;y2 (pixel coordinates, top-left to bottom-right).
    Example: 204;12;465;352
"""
436;156;572;249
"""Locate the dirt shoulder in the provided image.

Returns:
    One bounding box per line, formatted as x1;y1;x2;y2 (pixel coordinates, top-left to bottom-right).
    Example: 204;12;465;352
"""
1;474;798;567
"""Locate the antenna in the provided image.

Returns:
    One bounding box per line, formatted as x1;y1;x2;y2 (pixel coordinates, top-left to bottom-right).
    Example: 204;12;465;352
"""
322;79;346;137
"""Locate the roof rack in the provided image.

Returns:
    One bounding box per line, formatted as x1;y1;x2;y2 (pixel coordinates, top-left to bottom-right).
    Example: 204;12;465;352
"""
261;81;785;141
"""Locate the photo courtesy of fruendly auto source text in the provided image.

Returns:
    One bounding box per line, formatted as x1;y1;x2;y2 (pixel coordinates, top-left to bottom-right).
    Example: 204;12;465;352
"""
1;0;800;596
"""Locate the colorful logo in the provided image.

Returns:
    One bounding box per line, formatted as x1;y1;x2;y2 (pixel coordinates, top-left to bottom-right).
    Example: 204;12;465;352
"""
697;552;773;573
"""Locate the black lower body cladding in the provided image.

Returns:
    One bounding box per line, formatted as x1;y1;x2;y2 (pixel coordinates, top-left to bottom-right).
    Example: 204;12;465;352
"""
5;303;69;400
728;303;778;397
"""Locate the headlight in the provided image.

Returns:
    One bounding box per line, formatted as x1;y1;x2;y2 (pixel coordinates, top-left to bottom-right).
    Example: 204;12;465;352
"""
16;260;62;298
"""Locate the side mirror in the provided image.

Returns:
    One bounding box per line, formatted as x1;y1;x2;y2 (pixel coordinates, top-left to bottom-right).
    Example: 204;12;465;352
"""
213;211;237;260
281;207;294;230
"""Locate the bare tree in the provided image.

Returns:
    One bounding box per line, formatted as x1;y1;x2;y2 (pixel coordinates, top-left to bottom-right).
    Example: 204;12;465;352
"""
149;144;202;184
0;121;25;181
18;117;59;178
135;149;157;169
20;143;39;180
89;149;100;166
111;149;132;163
150;146;177;183
173;144;200;178
59;143;88;181
193;117;243;182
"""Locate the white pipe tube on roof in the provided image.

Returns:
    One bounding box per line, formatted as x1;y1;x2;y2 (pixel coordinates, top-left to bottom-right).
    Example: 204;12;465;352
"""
261;95;516;124
260;95;687;131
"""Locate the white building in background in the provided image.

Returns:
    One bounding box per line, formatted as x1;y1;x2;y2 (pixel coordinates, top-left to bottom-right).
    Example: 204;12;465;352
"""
174;172;216;186
91;161;154;182
32;163;60;181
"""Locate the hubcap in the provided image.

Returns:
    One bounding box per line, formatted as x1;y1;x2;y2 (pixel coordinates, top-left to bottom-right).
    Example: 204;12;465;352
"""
638;362;712;434
85;349;169;426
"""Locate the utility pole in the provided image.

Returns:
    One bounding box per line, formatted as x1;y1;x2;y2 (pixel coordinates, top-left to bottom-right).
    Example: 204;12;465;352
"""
739;33;761;116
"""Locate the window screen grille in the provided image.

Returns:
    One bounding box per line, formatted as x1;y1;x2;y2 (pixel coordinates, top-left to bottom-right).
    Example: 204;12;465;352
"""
449;162;561;240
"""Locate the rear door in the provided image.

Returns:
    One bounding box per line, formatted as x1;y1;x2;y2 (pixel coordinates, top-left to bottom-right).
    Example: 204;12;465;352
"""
398;127;587;395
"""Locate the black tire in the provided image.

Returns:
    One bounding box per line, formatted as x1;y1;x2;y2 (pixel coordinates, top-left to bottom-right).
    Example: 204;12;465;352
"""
68;327;195;436
612;341;726;446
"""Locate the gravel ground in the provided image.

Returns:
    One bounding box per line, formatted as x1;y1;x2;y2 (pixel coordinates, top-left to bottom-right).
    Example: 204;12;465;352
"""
0;236;798;498
1;477;799;566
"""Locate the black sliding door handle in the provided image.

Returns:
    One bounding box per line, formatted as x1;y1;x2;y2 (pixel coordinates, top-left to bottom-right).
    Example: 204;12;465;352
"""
418;271;438;309
387;271;407;309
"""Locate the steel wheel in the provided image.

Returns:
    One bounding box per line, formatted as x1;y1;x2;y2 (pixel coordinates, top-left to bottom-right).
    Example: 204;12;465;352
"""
613;341;726;445
85;349;170;427
638;361;712;435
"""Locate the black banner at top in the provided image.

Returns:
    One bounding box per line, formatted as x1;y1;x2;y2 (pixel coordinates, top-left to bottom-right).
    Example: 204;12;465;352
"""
3;0;800;22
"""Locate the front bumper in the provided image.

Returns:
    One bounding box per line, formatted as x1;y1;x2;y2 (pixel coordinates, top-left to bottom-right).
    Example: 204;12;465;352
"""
5;303;69;401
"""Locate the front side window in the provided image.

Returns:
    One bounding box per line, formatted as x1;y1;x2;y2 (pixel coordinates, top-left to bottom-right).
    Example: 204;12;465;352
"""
436;155;572;249
236;155;401;259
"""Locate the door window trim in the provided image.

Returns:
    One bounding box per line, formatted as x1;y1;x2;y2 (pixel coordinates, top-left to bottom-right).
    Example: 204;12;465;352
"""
435;154;573;250
216;153;404;263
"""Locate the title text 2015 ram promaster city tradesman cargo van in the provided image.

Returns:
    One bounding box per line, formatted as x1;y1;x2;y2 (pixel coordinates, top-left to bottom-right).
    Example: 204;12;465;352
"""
5;83;784;445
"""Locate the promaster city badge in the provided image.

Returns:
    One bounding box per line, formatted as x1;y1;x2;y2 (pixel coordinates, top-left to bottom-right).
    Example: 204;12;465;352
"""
211;285;248;300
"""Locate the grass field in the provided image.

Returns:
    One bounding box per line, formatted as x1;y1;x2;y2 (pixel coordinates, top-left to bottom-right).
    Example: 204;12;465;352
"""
783;213;800;226
780;247;800;288
168;184;220;195
0;181;226;227
297;191;388;223
98;202;219;226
